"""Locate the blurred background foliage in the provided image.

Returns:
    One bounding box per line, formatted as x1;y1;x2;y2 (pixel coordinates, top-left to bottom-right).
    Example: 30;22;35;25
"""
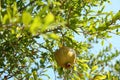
0;0;120;80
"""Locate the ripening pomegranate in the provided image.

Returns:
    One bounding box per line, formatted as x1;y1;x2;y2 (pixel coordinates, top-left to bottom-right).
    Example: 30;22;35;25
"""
54;46;76;69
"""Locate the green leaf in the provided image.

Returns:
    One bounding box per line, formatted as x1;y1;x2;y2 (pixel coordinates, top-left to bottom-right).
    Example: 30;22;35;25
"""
29;78;34;80
48;33;60;40
89;25;96;32
78;59;89;63
112;11;120;21
101;40;104;46
22;12;32;25
81;63;90;70
40;13;55;32
85;72;90;78
93;75;106;80
71;78;75;80
13;2;18;15
73;66;77;71
107;71;111;80
32;71;37;80
53;1;61;6
73;73;80;80
109;43;112;49
3;14;9;24
91;65;98;72
44;12;54;25
30;16;41;34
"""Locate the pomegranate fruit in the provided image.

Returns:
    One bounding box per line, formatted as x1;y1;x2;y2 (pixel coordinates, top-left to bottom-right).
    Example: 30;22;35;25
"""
54;46;76;68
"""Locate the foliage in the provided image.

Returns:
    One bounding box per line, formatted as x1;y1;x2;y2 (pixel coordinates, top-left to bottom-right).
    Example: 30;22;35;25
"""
0;0;120;80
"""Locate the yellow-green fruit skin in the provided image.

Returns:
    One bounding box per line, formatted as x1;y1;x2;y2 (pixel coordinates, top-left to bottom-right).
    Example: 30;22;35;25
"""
54;46;76;68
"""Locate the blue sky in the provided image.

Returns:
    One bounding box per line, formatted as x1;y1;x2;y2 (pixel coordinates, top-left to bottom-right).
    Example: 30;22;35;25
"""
105;0;120;12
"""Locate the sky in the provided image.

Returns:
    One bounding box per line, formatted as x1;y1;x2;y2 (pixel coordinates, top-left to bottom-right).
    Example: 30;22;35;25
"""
1;0;120;80
105;0;120;12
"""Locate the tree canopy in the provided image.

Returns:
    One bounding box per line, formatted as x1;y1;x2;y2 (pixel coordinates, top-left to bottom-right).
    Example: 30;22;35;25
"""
0;0;120;80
